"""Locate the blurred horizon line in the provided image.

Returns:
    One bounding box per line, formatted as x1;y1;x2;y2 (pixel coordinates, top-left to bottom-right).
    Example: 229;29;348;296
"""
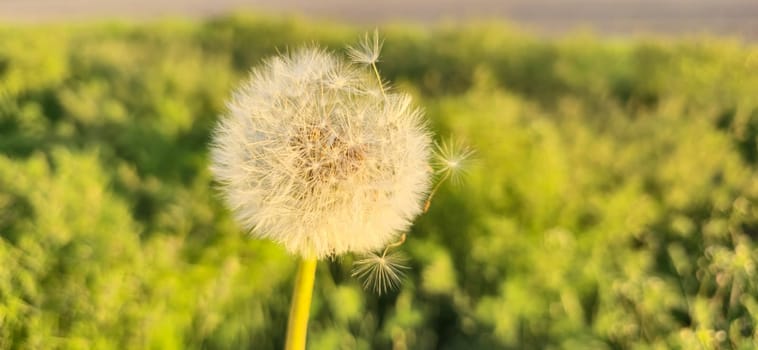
0;0;757;40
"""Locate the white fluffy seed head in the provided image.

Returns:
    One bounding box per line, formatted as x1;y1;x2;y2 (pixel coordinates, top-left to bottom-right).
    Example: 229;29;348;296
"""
211;47;432;259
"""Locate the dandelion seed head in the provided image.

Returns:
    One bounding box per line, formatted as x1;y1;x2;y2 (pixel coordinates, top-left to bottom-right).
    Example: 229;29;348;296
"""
351;250;409;295
211;47;432;259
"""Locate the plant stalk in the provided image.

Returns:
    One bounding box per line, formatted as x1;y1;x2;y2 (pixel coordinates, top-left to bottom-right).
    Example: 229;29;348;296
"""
284;257;317;350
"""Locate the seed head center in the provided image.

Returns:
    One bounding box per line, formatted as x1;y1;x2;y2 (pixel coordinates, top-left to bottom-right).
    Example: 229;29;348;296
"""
291;125;366;185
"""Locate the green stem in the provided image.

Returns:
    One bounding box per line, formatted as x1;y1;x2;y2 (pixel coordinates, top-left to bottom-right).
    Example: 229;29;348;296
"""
285;257;318;350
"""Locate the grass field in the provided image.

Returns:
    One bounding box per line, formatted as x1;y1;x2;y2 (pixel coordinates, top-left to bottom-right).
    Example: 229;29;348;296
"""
1;13;758;349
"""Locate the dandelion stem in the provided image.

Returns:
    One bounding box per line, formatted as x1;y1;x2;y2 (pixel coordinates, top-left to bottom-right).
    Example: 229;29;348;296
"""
423;172;450;213
371;62;387;100
285;257;318;350
382;233;407;256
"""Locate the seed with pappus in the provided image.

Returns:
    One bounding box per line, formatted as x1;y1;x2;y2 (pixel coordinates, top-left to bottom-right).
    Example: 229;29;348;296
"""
210;47;432;259
434;138;475;184
352;250;409;295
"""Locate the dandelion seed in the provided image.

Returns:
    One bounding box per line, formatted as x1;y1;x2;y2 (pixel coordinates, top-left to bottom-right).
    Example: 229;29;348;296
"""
348;29;388;99
352;250;409;295
434;138;475;184
347;29;383;65
210;47;432;259
423;138;475;212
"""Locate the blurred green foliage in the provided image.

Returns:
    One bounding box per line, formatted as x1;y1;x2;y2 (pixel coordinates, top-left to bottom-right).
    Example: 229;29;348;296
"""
1;13;757;349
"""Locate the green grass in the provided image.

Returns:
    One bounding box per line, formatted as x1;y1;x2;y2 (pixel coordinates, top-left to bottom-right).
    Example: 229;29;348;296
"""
1;13;757;349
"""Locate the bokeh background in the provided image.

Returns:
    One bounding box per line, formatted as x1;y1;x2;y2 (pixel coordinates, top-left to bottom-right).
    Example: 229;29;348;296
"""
1;1;758;349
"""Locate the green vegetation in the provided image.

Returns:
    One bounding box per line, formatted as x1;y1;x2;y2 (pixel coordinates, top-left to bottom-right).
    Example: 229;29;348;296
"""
1;14;757;349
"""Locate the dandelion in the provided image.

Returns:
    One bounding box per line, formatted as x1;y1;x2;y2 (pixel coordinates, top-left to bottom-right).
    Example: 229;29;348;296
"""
210;42;431;349
211;47;431;259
